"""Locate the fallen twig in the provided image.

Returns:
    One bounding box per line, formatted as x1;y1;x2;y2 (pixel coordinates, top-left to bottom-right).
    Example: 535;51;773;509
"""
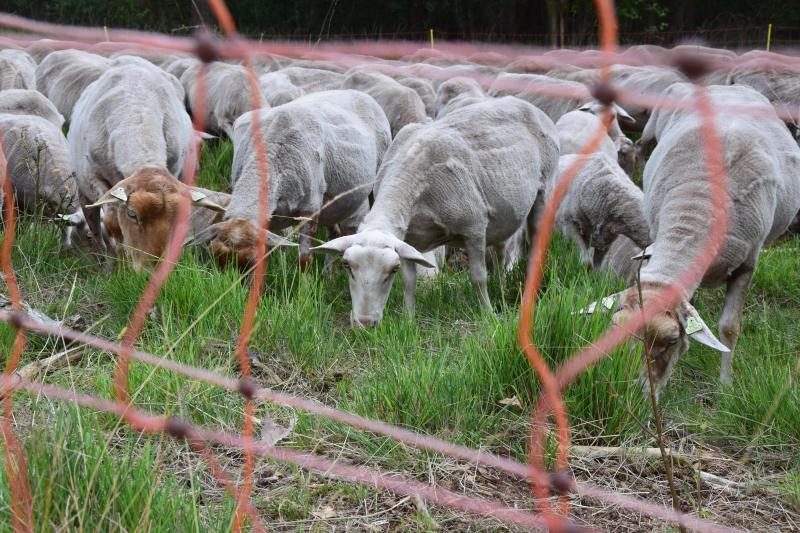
9;314;109;383
14;345;88;381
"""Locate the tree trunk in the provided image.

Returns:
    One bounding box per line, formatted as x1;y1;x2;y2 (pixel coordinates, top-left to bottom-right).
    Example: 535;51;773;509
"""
545;0;561;48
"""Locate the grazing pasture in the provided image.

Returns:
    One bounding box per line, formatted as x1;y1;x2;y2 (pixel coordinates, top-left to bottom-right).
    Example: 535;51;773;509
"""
1;136;797;530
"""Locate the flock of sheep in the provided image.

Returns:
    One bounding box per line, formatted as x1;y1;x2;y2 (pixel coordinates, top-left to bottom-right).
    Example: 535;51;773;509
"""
0;40;799;399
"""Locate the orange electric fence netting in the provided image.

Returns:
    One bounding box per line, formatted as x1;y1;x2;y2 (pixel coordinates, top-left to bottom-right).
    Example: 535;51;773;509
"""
0;0;798;531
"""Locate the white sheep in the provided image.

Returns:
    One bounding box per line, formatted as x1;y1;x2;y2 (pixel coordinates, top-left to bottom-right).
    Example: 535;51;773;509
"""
181;61;267;137
313;96;559;327
546;65;600;86
554;153;650;270
396;77;436;118
287;59;347;73
0;113;87;248
163;57;200;82
69;56;193;257
726;54;800;135
205;90;391;269
590;83;800;396
553;109;649;265
597;235;647;283
488;73;588;123
434;76;485;119
0;89;64;128
35;49;110;124
278;67;345;93
0;49;37;91
608;65;687;130
258;71;305;107
341;69;428;137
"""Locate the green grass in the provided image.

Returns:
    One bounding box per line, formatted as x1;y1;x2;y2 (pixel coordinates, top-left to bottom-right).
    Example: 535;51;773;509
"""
1;139;798;530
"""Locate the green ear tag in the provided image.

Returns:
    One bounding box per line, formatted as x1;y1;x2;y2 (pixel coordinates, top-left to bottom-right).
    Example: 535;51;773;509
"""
685;316;703;335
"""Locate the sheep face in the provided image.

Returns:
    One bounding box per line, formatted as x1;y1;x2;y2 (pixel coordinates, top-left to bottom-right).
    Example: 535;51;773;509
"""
85;167;226;271
312;230;435;328
612;289;688;397
342;244;402;328
602;285;728;398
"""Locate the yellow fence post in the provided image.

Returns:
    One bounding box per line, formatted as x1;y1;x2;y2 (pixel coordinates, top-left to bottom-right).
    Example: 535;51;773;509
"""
766;23;773;51
429;28;435;49
104;25;110;42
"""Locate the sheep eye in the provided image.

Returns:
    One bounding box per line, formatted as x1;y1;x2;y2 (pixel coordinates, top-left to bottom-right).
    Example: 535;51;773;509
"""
390;265;400;274
341;260;351;270
126;208;137;220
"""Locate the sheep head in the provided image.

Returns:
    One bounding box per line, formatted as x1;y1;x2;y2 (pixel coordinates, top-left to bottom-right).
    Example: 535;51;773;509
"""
204;217;296;270
312;230;435;328
85;166;227;271
582;284;728;399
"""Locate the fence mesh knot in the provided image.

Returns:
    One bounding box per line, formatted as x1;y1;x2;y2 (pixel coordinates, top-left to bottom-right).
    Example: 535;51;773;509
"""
164;416;193;441
590;81;618;107
672;50;713;80
6;310;25;330
237;377;258;400
549;470;576;496
193;28;221;63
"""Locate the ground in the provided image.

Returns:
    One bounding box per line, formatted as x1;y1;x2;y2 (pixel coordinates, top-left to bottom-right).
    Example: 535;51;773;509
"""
0;138;798;532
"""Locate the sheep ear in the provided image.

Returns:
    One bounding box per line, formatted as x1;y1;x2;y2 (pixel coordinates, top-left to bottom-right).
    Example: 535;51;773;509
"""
575;290;624;315
190;190;227;213
577;101;597;113
311;235;357;254
394;240;436;268
85;187;127;208
266;231;297;248
680;302;730;352
613;103;636;123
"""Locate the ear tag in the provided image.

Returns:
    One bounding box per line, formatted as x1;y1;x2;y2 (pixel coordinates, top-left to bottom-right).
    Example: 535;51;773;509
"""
110;187;127;202
191;190;207;202
575;294;616;315
685;316;703;335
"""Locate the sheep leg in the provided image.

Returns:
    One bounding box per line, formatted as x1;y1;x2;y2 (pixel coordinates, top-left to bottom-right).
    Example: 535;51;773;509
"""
718;265;754;386
401;259;417;317
298;218;318;270
487;245;503;273
322;225;342;274
464;234;492;310
80;204;108;261
526;189;545;245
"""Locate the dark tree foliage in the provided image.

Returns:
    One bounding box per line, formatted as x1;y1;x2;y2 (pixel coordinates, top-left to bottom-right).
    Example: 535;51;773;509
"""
5;1;800;47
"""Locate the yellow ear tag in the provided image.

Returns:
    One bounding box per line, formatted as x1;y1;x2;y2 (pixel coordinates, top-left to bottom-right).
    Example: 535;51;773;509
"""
191;190;207;202
685;316;703;335
602;296;616;310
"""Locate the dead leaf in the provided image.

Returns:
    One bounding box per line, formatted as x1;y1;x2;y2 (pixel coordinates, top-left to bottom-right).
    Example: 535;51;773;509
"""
259;412;296;446
499;396;522;408
312;505;336;519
